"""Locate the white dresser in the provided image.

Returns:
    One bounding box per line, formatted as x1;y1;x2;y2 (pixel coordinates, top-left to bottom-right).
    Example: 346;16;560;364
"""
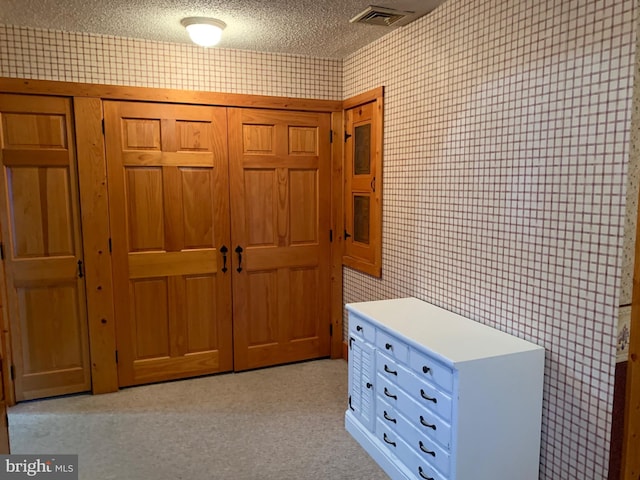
345;297;544;480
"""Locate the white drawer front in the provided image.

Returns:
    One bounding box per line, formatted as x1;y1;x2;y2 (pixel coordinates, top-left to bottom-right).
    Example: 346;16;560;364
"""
397;370;453;422
404;394;451;451
375;417;403;457
376;329;409;363
377;395;451;453
375;350;406;385
349;314;376;343
401;438;448;480
376;418;448;480
409;348;454;393
402;417;450;476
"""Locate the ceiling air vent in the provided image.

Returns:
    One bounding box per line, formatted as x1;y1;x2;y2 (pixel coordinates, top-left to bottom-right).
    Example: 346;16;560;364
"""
350;5;415;27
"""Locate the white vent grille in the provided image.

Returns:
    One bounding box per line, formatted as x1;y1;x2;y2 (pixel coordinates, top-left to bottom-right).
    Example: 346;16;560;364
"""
350;6;415;27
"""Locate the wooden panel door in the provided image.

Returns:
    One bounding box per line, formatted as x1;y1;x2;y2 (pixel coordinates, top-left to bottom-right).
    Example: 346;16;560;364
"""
104;101;232;387
0;94;91;401
228;108;332;371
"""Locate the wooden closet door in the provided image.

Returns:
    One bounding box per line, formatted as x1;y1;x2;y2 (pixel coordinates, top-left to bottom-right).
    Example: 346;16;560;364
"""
104;101;232;387
228;108;332;371
0;94;91;401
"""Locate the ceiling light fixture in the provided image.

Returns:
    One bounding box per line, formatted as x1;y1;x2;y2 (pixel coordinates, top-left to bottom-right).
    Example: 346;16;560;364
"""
181;17;226;47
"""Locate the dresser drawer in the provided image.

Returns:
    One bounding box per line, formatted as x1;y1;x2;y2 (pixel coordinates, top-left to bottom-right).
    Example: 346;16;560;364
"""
375;417;403;457
376;350;406;386
409;348;454;393
377;373;452;432
401;394;452;451
376;351;453;431
376;396;451;454
376;329;409;363
397;370;453;422
403;418;450;476
401;441;448;480
376;418;448;480
349;314;376;344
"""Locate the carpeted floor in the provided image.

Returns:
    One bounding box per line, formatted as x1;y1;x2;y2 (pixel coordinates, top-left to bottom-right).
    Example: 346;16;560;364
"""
8;359;388;480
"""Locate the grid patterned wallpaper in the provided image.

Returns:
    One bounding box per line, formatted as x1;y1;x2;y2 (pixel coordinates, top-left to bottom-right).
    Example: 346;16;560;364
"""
343;1;635;479
0;24;342;99
0;4;637;479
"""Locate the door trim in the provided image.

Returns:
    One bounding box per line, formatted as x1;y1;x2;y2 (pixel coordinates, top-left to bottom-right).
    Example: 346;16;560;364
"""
0;77;342;112
73;97;118;394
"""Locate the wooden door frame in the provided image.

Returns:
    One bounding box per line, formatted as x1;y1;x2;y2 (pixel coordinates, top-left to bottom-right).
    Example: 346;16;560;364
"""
0;77;345;402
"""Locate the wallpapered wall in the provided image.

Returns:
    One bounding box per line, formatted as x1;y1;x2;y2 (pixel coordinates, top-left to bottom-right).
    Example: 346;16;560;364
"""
342;1;635;479
0;25;342;99
0;0;637;478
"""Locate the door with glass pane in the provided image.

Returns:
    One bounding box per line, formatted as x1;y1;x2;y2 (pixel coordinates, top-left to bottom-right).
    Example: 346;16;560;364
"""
344;98;382;277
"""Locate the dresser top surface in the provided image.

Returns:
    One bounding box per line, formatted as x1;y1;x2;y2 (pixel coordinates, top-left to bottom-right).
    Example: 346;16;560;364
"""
346;297;543;364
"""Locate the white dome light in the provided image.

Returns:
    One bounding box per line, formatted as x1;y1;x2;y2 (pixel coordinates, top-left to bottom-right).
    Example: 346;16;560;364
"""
181;17;226;47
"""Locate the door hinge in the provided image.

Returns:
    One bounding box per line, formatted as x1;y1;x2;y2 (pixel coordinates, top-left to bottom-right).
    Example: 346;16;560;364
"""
108;238;112;253
330;129;333;143
101;118;105;135
0;242;4;260
115;350;118;363
10;365;15;380
330;323;333;336
329;229;333;242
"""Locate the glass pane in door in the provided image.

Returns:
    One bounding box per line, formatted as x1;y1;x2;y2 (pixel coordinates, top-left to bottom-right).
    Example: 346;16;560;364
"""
353;195;370;244
354;124;371;175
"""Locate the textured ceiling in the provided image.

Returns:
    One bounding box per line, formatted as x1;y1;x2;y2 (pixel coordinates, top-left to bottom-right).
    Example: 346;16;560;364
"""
0;0;445;59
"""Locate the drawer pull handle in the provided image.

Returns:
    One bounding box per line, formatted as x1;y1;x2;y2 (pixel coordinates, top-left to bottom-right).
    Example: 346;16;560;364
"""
420;389;437;403
385;343;393;350
420;416;437;430
384;387;397;400
366;382;373;389
356;325;363;332
418;467;434;480
419;441;436;457
384;365;398;376
422;365;431;374
383;433;396;447
383;411;397;424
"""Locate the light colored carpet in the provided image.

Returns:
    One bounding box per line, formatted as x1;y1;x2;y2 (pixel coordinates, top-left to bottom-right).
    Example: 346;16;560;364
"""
8;359;388;480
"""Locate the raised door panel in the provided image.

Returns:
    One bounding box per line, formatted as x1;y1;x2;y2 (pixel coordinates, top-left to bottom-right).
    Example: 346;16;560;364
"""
0;94;91;401
105;101;232;387
229;108;332;371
